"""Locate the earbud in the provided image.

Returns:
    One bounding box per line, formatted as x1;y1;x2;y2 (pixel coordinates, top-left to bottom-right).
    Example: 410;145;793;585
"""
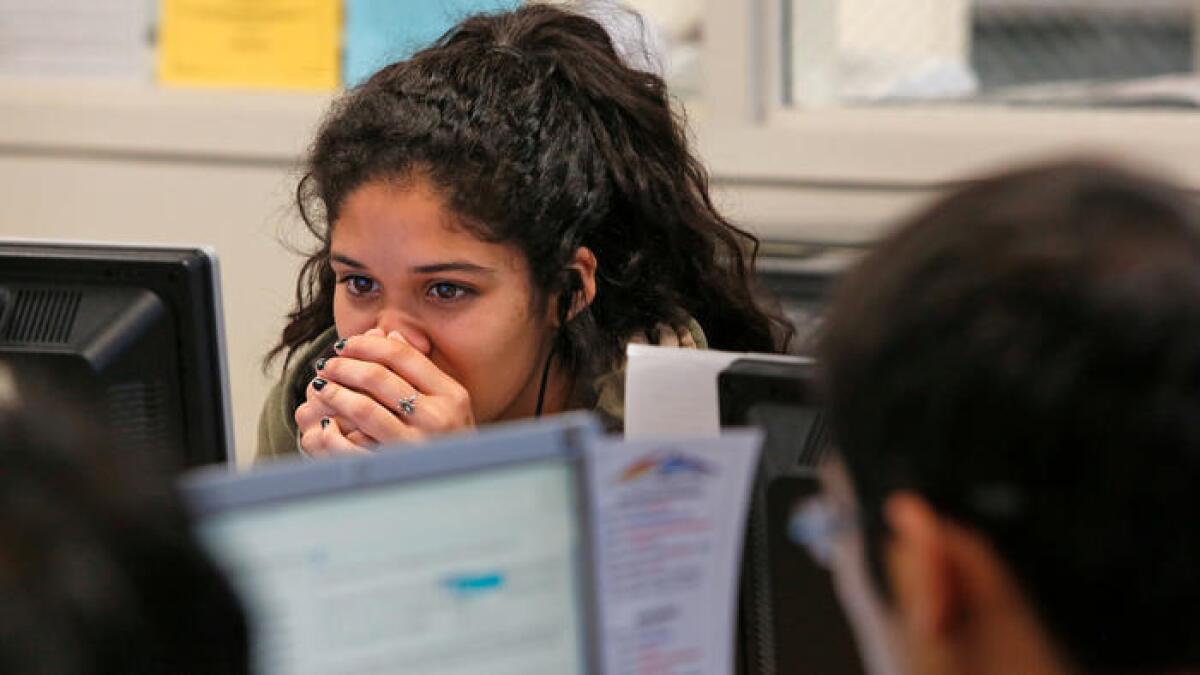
559;269;583;324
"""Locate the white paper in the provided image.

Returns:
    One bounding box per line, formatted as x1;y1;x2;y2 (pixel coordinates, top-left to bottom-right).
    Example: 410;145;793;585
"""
624;344;807;438
587;431;762;675
0;0;150;79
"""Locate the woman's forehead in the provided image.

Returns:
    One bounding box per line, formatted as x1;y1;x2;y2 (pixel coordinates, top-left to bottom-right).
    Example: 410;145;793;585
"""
332;181;525;273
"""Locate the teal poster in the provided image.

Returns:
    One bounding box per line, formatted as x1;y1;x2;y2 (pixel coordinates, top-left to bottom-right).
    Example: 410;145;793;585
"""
345;0;523;87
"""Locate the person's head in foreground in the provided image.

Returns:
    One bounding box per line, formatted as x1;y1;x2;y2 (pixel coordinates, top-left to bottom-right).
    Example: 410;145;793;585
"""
815;159;1200;675
0;361;249;674
260;3;786;459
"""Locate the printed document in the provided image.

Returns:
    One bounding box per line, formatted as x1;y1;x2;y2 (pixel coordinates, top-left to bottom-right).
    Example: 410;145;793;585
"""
587;431;762;675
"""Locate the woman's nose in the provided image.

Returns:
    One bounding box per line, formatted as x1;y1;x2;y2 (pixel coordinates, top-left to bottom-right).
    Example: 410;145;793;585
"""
375;313;432;356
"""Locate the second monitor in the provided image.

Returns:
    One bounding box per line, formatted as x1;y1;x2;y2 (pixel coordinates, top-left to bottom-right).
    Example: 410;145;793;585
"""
0;240;233;468
720;358;864;675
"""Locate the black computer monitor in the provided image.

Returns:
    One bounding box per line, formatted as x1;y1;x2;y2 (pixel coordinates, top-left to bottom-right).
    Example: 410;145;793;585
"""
0;241;232;469
719;358;864;675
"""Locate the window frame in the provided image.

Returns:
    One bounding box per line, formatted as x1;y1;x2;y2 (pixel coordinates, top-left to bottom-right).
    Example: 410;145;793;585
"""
695;0;1200;191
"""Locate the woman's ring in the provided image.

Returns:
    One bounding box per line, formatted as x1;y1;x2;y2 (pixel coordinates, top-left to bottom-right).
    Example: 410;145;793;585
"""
397;393;419;417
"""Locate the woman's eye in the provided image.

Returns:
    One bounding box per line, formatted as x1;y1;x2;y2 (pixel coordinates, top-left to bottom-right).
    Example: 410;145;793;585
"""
342;275;379;296
427;282;472;302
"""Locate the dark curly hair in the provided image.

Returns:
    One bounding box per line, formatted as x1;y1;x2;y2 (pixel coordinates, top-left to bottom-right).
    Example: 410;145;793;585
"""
820;159;1200;673
268;4;788;396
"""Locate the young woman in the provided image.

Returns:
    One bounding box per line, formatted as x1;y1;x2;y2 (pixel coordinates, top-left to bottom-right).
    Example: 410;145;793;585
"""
257;4;788;459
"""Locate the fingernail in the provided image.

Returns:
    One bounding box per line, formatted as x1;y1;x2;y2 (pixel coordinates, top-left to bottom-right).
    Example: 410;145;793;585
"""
320;417;331;429
312;378;327;391
388;330;405;342
334;338;347;351
315;357;327;371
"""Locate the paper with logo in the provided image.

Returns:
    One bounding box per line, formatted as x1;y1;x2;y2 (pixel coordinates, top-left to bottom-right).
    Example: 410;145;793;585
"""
625;344;807;438
157;0;341;91
587;431;762;674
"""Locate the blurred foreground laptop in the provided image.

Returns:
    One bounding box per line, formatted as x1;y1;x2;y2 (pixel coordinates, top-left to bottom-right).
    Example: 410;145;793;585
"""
182;414;600;675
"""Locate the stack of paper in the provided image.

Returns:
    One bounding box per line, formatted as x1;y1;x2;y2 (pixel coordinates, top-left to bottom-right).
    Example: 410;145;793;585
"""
0;0;150;79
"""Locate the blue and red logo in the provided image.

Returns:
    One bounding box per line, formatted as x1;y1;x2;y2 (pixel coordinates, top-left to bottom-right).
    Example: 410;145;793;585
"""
617;450;713;483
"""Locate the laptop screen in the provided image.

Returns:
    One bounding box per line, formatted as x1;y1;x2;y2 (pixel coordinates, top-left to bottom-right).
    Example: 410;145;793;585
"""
195;458;588;675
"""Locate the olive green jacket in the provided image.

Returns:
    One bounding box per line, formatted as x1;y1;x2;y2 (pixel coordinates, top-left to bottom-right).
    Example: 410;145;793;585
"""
254;321;707;463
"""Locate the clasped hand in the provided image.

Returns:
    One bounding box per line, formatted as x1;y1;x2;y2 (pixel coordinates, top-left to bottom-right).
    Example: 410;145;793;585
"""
295;328;475;456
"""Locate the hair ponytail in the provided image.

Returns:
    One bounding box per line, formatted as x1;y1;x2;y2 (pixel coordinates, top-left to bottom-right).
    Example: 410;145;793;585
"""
270;4;789;390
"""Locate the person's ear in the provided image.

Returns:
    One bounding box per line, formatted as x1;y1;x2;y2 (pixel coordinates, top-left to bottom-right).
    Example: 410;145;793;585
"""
564;246;598;321
883;492;965;641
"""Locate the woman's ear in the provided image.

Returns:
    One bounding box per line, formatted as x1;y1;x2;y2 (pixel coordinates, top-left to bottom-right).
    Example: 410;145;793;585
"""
565;246;598;320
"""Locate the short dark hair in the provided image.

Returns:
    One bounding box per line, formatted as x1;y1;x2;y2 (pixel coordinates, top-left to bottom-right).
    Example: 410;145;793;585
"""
0;362;249;674
819;159;1200;674
269;4;788;387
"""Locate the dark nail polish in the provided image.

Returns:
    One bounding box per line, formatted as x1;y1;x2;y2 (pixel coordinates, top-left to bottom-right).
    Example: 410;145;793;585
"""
334;338;347;351
320;417;331;429
312;378;327;391
315;357;327;371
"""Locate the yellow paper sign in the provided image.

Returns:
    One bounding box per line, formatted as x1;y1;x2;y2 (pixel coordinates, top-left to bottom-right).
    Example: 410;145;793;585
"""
158;0;341;91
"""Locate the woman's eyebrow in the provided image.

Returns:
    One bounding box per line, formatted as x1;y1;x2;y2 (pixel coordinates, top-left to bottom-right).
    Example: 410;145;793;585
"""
411;262;495;275
331;255;494;275
330;253;366;269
